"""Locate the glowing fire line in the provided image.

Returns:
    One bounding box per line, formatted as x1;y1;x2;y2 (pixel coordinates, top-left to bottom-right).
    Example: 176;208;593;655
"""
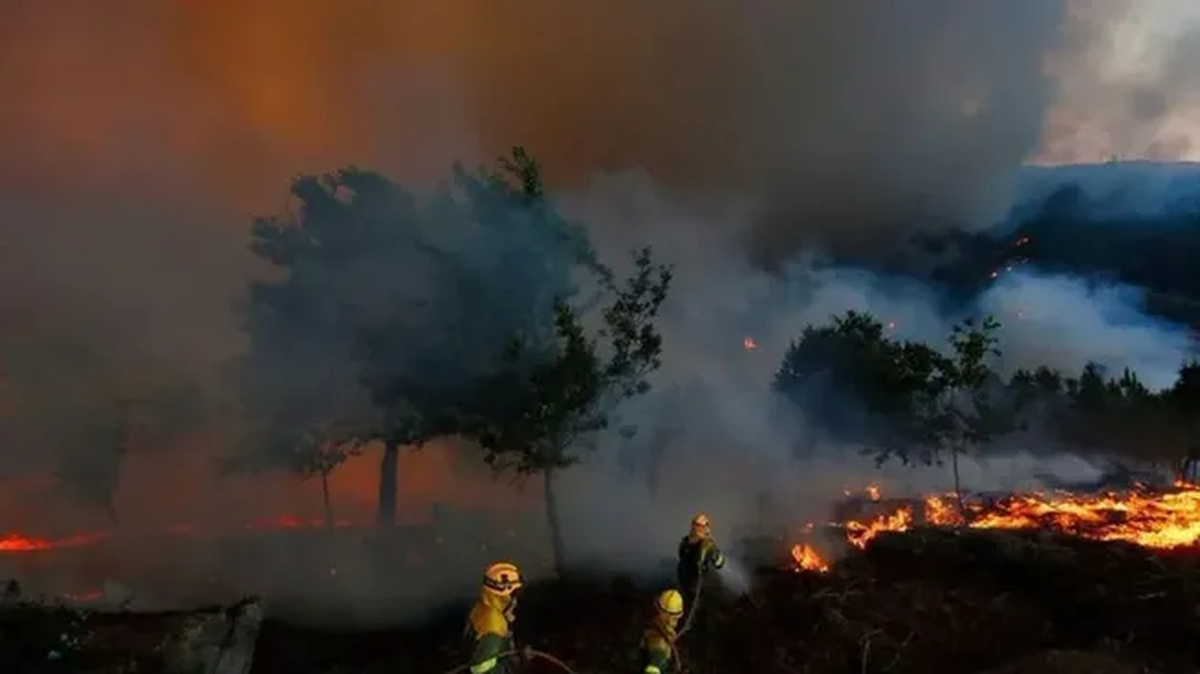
0;514;362;554
792;482;1200;573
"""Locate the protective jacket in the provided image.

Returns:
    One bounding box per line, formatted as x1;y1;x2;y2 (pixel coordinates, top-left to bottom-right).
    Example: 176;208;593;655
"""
638;620;677;674
676;534;725;589
466;593;516;674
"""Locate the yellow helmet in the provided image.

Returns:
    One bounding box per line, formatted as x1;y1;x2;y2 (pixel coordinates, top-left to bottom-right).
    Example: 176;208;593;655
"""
656;589;684;616
482;561;523;597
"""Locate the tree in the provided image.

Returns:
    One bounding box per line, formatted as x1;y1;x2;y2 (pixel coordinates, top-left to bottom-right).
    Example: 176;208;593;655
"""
1006;365;1067;439
774;310;947;459
357;147;601;524
296;440;363;528
233;148;599;526
56;402;128;525
3;337;208;525
920;316;1003;509
462;247;673;578
220;418;363;527
1165;361;1200;481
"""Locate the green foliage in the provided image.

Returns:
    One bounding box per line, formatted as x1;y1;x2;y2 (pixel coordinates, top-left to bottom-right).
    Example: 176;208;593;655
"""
778;308;1200;473
463;247;673;477
910;317;1005;494
230;147;601;484
773;310;948;458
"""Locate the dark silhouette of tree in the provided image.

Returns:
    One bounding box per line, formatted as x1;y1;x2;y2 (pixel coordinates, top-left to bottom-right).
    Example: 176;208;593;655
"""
773;310;946;459
918;316;1004;508
56;403;128;525
1165;361;1200;481
232;148;603;526
461;248;672;578
777;309;1200;484
3;336;207;524
1008;365;1066;430
220;417;363;527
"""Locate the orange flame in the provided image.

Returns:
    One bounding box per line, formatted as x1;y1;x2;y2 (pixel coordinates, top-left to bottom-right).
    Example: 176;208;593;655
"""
790;543;829;573
0;531;111;553
790;482;1200;573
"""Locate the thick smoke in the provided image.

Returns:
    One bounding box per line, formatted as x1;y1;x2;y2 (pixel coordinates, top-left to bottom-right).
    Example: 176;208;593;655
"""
2;0;1200;620
1039;0;1200;162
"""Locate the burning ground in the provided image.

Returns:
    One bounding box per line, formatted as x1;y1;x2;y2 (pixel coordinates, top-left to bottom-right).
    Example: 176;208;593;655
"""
3;480;1199;673
792;480;1200;572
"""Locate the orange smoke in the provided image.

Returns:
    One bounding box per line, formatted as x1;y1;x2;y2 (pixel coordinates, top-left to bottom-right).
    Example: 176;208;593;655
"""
0;437;533;545
1;0;482;207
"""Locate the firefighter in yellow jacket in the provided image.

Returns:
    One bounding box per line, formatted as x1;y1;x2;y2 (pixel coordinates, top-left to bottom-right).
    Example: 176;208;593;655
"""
639;589;684;673
676;513;725;620
466;561;523;674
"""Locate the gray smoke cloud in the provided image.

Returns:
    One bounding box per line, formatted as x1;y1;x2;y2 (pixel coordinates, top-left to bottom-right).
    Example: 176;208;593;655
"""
550;173;1193;578
1039;1;1200;161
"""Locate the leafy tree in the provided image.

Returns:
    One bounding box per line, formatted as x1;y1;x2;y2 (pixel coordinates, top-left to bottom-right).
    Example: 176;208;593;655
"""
57;386;208;525
233;148;599;526
919;316;1004;508
774;310;946;459
462;247;673;577
296;440;363;528
357;148;600;524
1006;365;1068;439
1052;363;1165;464
1165;361;1200;481
221;417;363;527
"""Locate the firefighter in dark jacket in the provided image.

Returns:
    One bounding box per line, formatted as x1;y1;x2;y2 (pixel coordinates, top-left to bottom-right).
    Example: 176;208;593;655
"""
466;561;523;674
639;589;684;673
676;513;725;621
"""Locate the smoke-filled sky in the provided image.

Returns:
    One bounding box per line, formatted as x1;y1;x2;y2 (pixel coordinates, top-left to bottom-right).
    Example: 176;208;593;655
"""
3;0;1199;485
3;0;1200;611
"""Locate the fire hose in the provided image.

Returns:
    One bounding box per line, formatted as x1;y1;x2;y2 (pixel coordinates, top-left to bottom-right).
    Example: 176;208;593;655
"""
441;646;579;674
676;572;705;639
441;639;688;674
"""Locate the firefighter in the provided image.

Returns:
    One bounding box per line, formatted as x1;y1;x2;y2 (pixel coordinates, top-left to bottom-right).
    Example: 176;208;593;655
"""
639;589;684;673
676;513;725;622
466;561;523;674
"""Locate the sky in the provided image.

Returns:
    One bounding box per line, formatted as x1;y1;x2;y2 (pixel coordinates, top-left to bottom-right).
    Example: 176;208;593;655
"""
1034;0;1200;163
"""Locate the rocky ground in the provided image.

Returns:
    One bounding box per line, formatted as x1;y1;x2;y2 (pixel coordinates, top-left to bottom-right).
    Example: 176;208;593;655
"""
3;527;1198;673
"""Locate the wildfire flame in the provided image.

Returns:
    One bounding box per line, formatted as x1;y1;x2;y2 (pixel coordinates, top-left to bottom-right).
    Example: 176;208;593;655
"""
0;531;111;553
791;482;1200;574
0;514;363;555
790;543;829;573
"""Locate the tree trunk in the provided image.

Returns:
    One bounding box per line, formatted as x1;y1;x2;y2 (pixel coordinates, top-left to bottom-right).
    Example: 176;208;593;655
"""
951;447;965;517
320;470;334;530
542;468;567;579
377;442;399;527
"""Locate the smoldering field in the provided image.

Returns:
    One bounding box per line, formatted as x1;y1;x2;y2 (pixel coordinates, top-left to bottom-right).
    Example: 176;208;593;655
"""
2;0;1199;623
